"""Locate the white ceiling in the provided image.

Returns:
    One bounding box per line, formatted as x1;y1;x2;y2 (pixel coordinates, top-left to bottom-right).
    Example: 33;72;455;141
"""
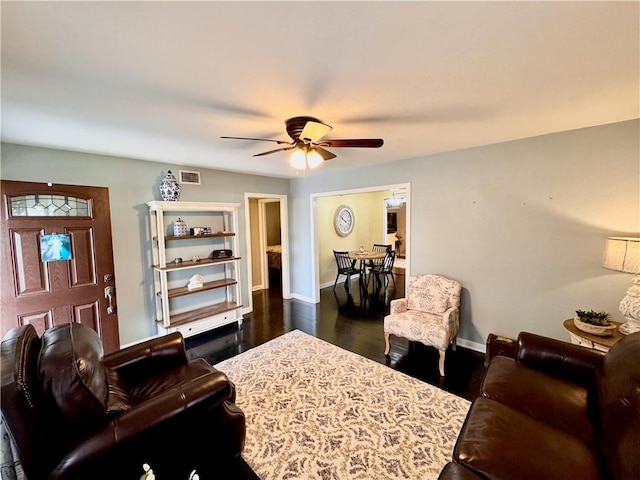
1;1;638;179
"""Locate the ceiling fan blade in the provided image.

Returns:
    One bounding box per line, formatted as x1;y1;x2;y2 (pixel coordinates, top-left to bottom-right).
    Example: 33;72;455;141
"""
299;120;333;143
314;146;337;161
221;136;292;145
253;146;296;157
321;139;384;148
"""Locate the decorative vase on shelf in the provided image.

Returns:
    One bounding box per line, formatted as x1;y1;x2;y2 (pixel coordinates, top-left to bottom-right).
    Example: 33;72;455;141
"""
159;170;181;201
173;217;188;237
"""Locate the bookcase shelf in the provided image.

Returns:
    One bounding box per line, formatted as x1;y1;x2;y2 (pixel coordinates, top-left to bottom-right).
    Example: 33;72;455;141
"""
160;232;236;241
153;257;241;271
147;201;243;338
159;278;238;299
165;302;240;326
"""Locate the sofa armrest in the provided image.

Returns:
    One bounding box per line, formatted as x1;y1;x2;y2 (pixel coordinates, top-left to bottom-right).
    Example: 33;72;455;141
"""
516;331;605;387
50;370;236;479
103;332;187;379
390;298;408;314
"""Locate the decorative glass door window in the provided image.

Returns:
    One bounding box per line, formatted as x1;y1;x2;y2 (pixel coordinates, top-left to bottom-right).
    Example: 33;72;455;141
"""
9;194;90;217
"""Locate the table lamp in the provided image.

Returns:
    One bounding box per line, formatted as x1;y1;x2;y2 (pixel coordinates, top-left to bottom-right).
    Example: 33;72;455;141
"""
603;237;640;334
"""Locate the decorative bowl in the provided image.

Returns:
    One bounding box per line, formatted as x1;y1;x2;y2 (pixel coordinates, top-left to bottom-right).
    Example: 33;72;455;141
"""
573;317;617;337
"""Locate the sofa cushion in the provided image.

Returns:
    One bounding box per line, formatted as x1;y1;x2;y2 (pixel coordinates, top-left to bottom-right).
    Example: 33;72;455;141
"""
454;398;601;480
38;323;109;426
407;275;450;314
384;310;449;346
408;292;448;314
129;357;225;402
481;356;596;443
105;366;135;413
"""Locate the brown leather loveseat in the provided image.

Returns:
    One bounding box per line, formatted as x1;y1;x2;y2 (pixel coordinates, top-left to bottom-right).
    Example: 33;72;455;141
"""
439;331;640;480
1;323;246;480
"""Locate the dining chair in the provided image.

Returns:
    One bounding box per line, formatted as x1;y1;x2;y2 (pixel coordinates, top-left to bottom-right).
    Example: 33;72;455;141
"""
369;244;391;265
367;244;392;276
333;250;360;293
368;249;396;292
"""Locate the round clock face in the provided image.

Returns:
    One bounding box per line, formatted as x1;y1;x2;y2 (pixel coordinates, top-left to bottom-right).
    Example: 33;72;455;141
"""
334;205;354;237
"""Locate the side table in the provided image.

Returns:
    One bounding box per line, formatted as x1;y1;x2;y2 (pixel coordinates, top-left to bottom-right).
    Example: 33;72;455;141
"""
562;318;624;352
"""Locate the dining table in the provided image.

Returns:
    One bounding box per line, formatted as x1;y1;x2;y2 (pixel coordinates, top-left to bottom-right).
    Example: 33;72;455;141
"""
348;250;386;293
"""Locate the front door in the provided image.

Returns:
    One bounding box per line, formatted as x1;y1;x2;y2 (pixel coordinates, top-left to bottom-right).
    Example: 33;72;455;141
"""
0;180;120;353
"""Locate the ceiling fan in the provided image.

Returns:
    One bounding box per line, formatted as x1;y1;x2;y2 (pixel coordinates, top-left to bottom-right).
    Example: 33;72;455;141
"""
221;116;383;169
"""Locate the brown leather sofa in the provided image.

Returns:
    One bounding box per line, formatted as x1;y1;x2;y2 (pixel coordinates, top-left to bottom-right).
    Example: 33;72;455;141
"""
439;331;640;480
1;323;246;480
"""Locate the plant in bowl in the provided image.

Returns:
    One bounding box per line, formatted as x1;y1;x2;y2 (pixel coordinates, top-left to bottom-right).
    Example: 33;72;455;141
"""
574;310;616;336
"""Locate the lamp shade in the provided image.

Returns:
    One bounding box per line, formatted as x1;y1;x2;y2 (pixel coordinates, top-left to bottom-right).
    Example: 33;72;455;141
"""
603;237;640;274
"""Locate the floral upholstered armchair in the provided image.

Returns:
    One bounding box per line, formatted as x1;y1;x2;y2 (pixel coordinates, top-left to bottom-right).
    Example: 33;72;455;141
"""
384;274;462;376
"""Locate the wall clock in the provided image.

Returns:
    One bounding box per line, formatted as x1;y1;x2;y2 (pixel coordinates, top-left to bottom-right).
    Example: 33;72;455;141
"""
334;205;355;237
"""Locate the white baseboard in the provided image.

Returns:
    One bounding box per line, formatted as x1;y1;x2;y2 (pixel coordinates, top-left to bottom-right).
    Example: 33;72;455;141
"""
457;337;486;354
290;292;316;303
321;277;359;291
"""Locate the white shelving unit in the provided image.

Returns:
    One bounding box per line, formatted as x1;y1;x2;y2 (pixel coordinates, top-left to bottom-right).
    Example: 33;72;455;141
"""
147;201;243;338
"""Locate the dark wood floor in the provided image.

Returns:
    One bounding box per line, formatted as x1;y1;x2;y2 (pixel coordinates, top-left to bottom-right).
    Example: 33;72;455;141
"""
185;272;486;402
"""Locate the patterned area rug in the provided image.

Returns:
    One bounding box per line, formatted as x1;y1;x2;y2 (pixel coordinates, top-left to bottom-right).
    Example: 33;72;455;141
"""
215;330;471;480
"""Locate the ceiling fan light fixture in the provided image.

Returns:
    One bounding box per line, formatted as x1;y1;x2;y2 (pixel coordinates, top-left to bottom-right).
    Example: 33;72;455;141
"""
222;115;384;168
306;149;324;169
289;148;306;169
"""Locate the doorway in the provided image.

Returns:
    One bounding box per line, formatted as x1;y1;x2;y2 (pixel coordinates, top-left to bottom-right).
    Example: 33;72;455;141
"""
244;193;290;312
384;189;407;274
310;183;411;303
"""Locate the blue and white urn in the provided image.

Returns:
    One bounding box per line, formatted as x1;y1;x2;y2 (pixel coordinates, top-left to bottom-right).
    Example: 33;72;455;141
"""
173;217;188;237
159;170;181;201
